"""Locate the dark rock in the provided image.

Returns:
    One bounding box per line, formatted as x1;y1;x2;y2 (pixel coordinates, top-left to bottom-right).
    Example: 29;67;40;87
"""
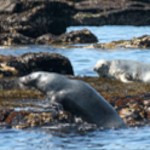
5;111;29;126
0;32;35;46
56;29;98;44
0;0;76;37
1;0;149;46
36;33;57;44
0;108;13;122
133;35;150;48
71;0;150;26
7;52;74;76
36;29;98;44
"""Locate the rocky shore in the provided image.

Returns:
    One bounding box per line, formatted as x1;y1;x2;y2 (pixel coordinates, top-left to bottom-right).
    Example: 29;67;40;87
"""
0;76;150;132
0;46;149;132
0;53;150;131
0;0;150;46
0;0;150;133
0;52;149;132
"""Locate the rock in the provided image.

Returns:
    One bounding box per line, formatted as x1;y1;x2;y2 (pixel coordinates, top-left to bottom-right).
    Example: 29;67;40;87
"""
71;0;150;26
0;105;73;129
0;63;18;77
36;29;98;44
130;35;150;48
0;108;13;122
0;0;76;37
0;52;74;77
0;0;20;13
0;77;150;129
94;35;150;49
0;32;35;46
56;29;98;44
36;33;57;44
1;0;149;46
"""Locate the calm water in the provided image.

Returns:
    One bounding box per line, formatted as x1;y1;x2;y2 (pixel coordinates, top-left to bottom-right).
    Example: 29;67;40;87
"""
0;26;150;150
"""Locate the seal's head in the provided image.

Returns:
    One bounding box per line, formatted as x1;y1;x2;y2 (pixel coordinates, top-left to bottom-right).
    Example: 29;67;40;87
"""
93;60;110;77
18;71;64;93
18;72;43;88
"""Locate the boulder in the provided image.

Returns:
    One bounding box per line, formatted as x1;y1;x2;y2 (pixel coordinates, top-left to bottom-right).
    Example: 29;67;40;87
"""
0;52;74;77
56;29;98;44
0;0;76;37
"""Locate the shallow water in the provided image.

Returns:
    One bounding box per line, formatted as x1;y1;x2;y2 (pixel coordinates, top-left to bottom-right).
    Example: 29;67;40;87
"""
0;127;150;150
0;26;150;149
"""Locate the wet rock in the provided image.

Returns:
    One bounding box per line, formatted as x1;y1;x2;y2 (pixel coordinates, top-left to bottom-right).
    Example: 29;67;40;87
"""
5;111;29;127
0;77;150;130
0;52;74;77
0;103;74;129
25;112;53;127
94;35;150;49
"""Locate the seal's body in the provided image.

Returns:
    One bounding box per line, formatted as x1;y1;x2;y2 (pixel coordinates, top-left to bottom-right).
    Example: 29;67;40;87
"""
94;59;150;83
18;71;125;128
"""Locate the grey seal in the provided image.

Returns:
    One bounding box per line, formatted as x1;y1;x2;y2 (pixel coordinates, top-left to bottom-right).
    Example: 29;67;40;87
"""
94;59;150;83
18;71;125;128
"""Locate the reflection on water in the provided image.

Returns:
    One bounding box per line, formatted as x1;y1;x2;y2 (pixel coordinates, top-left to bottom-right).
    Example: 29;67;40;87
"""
0;26;150;149
0;127;150;150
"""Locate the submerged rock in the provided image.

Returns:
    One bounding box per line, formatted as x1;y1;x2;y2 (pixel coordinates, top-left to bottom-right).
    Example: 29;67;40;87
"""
0;52;74;77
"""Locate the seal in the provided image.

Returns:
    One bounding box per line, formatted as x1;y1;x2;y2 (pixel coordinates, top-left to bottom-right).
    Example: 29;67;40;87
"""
94;59;150;83
18;71;125;128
